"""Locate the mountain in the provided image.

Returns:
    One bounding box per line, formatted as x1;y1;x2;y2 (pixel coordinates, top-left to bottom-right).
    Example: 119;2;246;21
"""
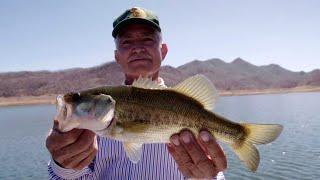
0;62;123;97
1;58;319;97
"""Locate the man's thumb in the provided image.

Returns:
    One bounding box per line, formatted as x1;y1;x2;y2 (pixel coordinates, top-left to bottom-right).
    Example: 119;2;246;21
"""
53;120;60;131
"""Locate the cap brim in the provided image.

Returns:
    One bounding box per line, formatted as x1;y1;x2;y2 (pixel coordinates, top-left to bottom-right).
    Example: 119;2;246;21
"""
112;18;161;38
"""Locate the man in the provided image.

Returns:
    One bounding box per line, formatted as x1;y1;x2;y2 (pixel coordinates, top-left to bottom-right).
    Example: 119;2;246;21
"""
46;7;227;179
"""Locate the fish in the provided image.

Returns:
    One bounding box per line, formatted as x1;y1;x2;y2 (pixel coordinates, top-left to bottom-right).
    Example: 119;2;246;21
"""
55;74;283;172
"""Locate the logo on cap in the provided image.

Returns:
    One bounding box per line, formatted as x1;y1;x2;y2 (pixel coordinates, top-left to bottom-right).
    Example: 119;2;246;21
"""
129;7;147;18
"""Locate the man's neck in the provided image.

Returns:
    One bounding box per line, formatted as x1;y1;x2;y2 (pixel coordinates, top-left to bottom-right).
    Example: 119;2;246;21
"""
124;72;159;85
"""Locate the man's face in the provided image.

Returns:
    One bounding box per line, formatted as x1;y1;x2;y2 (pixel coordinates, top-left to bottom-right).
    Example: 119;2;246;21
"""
114;24;168;77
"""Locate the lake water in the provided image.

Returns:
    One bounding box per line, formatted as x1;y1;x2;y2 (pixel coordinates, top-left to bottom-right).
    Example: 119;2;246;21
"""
0;92;319;179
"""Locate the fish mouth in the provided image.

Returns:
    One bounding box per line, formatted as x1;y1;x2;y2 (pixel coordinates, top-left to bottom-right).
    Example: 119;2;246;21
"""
56;93;116;132
55;95;74;132
55;95;68;119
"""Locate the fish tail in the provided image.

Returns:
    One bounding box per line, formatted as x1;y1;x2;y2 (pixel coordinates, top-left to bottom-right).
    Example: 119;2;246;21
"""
230;123;283;172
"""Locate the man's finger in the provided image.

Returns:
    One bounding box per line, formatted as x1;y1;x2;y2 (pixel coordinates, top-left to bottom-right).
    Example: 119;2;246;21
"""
179;130;209;166
53;130;95;163
199;131;227;171
180;130;216;178
53;120;59;130
62;138;97;169
46;128;84;153
170;133;207;178
168;135;194;178
74;146;97;170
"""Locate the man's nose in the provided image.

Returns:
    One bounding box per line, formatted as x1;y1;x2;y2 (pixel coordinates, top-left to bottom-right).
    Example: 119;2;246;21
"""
131;44;146;54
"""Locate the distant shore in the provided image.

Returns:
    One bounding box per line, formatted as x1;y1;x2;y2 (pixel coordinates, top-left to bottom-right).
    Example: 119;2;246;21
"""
1;86;320;107
0;95;56;107
219;86;320;96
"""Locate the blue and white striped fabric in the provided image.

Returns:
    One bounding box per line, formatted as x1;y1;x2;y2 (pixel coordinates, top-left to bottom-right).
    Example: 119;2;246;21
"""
47;78;225;179
48;136;225;180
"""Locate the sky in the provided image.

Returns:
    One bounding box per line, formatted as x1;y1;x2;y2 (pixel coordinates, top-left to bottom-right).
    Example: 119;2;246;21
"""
0;0;319;73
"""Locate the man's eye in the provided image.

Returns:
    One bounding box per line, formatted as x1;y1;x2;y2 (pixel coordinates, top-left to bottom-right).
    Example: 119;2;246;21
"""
144;38;154;44
121;41;130;45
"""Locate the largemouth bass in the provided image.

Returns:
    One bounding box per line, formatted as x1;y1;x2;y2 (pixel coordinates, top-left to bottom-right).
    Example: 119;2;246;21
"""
55;74;283;172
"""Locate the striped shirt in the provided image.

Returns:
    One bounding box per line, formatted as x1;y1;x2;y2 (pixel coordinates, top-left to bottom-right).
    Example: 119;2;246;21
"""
48;78;225;180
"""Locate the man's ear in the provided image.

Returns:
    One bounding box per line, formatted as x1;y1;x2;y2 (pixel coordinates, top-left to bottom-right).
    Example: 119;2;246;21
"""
160;43;168;61
114;50;119;63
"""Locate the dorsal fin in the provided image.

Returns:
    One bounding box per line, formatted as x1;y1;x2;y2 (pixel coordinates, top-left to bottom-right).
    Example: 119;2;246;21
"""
132;76;165;89
171;74;218;110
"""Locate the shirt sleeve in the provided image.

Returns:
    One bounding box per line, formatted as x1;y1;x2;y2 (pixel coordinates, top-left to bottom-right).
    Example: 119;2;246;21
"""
184;171;225;180
216;172;225;180
47;159;94;180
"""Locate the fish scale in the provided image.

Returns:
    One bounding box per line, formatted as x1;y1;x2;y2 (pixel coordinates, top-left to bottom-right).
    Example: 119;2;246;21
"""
102;86;244;146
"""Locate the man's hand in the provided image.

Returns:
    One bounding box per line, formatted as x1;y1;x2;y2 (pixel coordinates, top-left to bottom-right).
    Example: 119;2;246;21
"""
46;120;97;170
167;130;227;179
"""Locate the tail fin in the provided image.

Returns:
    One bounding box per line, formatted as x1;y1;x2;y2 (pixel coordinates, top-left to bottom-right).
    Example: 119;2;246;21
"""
230;123;283;172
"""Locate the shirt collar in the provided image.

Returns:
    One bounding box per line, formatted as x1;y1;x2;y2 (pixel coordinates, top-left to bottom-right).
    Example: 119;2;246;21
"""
122;77;166;87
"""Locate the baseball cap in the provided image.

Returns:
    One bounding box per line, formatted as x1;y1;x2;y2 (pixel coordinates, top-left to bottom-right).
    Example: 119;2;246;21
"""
112;7;161;38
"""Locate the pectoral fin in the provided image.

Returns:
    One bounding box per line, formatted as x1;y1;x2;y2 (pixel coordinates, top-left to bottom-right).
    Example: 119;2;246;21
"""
123;142;143;163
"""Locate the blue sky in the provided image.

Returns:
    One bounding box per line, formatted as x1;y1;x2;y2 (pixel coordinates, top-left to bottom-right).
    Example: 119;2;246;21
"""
0;0;319;73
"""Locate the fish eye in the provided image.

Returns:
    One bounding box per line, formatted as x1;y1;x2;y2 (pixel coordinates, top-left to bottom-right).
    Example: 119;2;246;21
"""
63;92;79;103
72;92;81;101
106;98;112;104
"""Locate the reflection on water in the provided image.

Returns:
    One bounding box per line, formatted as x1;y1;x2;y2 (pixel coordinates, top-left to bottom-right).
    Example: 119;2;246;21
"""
0;92;319;179
215;92;320;179
0;105;55;179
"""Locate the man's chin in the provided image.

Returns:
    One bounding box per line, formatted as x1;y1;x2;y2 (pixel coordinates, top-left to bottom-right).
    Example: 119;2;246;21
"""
127;68;154;77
